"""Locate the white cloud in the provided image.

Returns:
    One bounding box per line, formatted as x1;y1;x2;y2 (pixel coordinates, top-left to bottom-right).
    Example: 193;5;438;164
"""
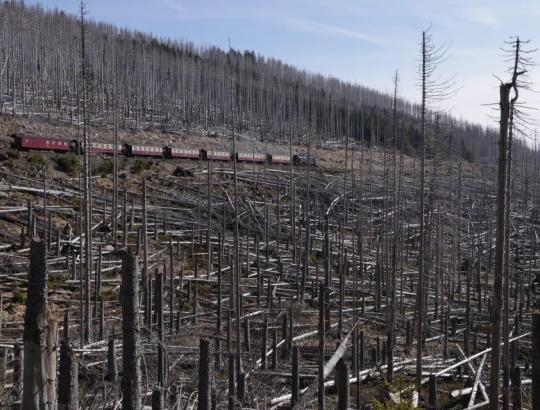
463;6;500;26
158;0;187;13
289;19;384;44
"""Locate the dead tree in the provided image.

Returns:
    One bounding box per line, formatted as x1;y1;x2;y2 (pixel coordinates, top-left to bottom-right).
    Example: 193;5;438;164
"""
13;344;23;407
227;353;235;410
22;239;57;410
291;343;300;407
169;237;175;334
261;315;268;370
142;179;149;325
335;358;349;410
387;68;399;384
105;333;117;383
533;313;540;410
156;272;166;387
152;389;163;410
112;58;119;248
79;0;92;345
229;42;242;378
416;28;454;390
510;367;522;410
318;282;325;409
121;250;141;410
58;339;78;410
198;338;211;410
490;37;529;410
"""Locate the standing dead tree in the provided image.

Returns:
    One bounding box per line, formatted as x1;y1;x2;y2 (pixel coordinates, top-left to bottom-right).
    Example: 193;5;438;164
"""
490;37;532;410
387;69;400;384
229;44;243;379
121;250;141;410
58;319;78;410
416;28;455;391
79;0;92;344
198;338;211;410
22;239;57;410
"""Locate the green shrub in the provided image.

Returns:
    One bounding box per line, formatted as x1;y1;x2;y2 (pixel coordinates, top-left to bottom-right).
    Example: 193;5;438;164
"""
54;155;79;175
92;159;114;176
48;273;66;290
131;159;153;174
4;303;15;314
196;282;212;297
7;149;19;159
26;153;46;166
11;287;25;304
371;398;415;410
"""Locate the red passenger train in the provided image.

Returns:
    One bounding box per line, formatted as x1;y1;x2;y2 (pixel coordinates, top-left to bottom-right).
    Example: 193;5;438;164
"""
9;133;316;167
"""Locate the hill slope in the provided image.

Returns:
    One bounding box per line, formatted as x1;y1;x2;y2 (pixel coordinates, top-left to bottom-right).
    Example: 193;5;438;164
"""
0;2;519;163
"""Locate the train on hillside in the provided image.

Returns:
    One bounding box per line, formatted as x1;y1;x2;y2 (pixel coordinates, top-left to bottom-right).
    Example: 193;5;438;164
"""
10;134;317;167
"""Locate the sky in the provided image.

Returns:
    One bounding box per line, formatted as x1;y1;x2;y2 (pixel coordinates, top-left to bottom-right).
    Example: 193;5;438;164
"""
26;0;540;133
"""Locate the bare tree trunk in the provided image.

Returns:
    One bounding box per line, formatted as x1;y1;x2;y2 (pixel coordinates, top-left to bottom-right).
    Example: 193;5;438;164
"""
13;343;23;409
532;313;540;410
318;282;325;410
22;239;57;410
143;179;150;326
156;272;165;387
198;338;211;410
227;353;235;410
336;358;349;410
490;82;511;410
152;389;163;410
105;333;117;383
80;1;92;345
291;343;300;407
230;66;242;378
502;67;518;410
121;250;141;410
416;30;427;390
113;56;119;248
58;339;78;410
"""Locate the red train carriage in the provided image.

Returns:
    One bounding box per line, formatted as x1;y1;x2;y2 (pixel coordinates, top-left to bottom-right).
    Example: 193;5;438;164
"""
236;152;267;163
87;142;117;155
269;154;290;165
122;143;163;158
164;147;200;160
10;134;72;153
202;149;232;162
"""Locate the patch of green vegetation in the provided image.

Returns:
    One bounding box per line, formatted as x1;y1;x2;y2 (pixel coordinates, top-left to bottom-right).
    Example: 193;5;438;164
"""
26;153;46;166
92;159;113;176
4;304;15;315
11;286;25;304
178;297;192;312
371;398;415;410
131;159;154;174
53;155;79;175
195;282;212;297
4;159;15;170
101;288;118;302
48;273;66;290
7;149;20;159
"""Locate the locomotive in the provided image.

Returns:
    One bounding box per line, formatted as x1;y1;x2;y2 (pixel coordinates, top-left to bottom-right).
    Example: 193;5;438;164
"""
9;133;317;167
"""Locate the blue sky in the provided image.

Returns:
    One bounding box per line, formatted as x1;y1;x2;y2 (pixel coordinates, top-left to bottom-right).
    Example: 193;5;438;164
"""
27;0;540;132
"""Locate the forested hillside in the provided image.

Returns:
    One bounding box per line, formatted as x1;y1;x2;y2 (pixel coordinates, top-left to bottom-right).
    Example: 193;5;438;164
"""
0;1;523;161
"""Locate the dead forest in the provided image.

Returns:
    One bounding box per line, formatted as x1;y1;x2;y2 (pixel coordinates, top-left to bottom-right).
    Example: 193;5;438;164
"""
0;2;539;410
